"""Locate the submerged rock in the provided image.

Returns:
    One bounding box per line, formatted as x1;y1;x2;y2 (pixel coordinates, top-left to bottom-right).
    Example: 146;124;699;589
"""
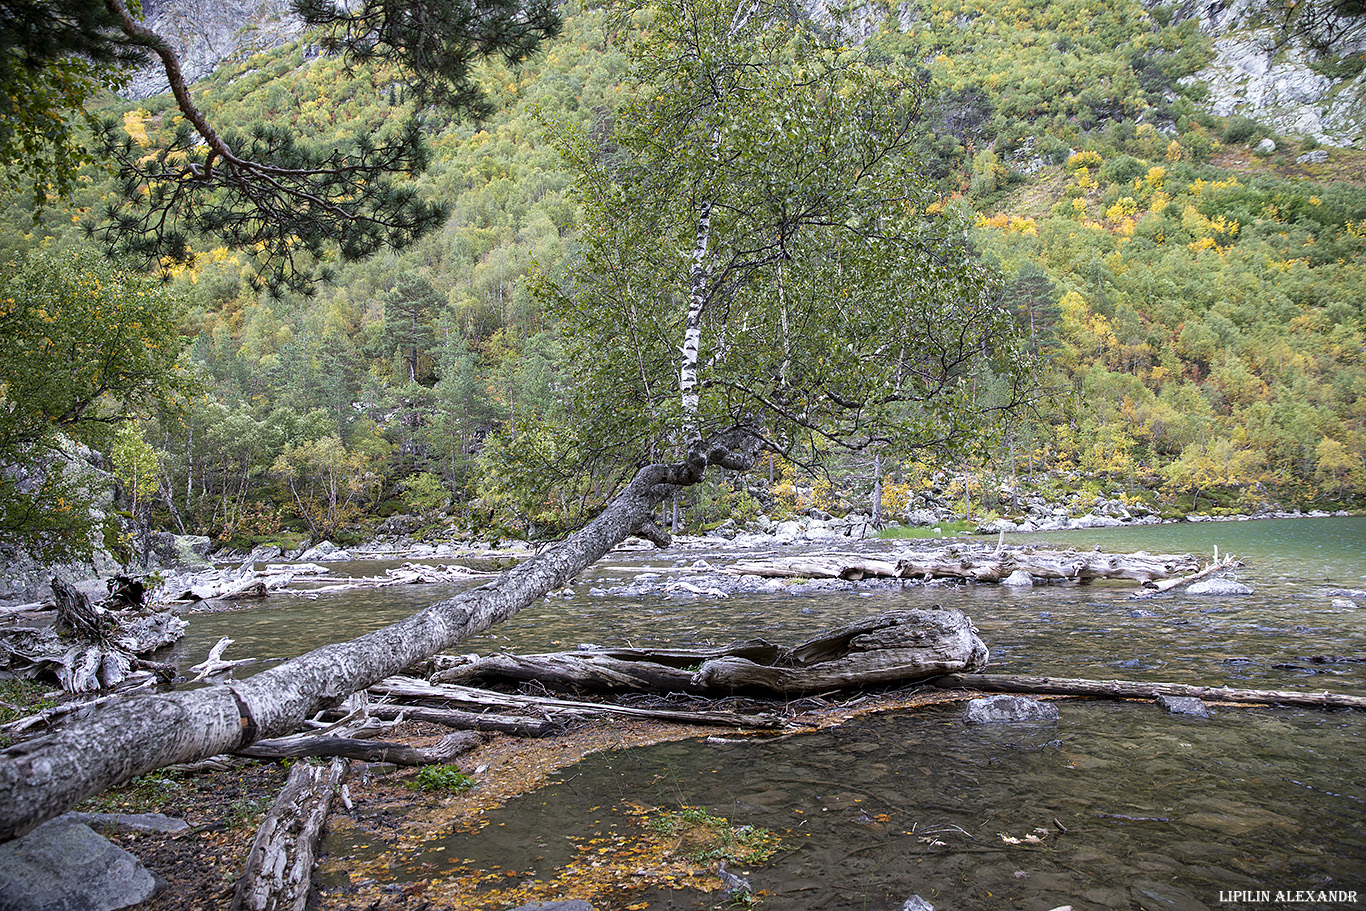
963;695;1059;725
1186;578;1254;596
1156;695;1210;718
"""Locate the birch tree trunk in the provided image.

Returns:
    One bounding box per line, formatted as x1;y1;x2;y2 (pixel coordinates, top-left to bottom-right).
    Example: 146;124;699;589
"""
680;196;713;442
0;458;725;842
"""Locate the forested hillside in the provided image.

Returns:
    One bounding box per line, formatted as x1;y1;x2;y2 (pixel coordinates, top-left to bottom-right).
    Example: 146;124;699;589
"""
3;0;1363;554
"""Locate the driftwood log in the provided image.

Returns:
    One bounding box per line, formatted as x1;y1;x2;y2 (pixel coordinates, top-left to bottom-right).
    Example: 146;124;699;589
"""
345;703;564;737
433;610;988;697
725;548;1220;586
231;757;348;911
370;676;785;728
934;673;1366;710
0;579;185;692
158;562;494;605
236;731;480;765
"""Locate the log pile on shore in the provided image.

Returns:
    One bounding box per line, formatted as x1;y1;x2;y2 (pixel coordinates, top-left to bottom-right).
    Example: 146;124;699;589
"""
0;578;183;692
723;546;1217;586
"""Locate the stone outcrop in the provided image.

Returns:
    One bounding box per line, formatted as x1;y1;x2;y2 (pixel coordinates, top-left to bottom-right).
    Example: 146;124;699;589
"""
1179;0;1366;144
124;0;306;99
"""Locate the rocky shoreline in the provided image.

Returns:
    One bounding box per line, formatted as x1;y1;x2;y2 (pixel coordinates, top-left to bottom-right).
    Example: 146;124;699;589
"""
0;499;1357;610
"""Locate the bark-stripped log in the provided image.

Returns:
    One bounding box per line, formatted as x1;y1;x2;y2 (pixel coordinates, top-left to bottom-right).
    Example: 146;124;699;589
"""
933;673;1366;710
693;610;989;695
345;703;563;737
0;455;749;841
369;676;784;728
230;757;348;911
235;731;480;764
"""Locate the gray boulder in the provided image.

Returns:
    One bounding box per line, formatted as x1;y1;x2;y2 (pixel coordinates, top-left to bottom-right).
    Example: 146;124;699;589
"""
147;532;214;571
1156;695;1210;718
1187;577;1254;595
1001;570;1034;587
1297;149;1329;163
0;816;159;911
964;695;1059;725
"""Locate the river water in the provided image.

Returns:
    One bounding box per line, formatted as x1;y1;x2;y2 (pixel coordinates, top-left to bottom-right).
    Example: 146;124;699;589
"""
173;517;1366;910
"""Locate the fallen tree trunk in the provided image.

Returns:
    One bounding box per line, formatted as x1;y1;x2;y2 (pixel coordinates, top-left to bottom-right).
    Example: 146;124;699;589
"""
435;611;988;697
350;703;563;737
231;756;348;911
934;673;1366;711
235;731;480;765
0;456;729;841
369;676;785;728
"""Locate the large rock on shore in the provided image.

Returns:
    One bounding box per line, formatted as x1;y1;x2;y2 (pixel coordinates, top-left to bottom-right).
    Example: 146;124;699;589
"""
0;816;160;911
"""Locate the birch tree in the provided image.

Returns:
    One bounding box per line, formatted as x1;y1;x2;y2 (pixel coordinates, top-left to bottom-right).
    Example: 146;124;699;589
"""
0;0;1033;840
542;0;1031;476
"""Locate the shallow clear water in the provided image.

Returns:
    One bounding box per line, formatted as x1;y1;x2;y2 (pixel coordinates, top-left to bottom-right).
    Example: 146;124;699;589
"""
419;702;1364;910
175;517;1366;909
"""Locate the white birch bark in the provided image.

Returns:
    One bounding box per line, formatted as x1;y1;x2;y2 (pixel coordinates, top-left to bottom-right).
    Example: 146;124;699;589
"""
680;196;713;443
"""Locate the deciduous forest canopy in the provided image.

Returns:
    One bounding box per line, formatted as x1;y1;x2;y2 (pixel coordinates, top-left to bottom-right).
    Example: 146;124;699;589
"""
0;0;1362;556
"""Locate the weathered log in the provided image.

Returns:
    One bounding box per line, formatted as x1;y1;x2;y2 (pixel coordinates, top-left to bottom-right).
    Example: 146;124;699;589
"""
432;652;703;693
933;673;1366;711
350;703;563;737
438;611;988;698
694;610;989;695
189;637;258;683
370;676;784;728
1137;555;1241;595
0;456;726;841
230;756;348;911
236;731;480;765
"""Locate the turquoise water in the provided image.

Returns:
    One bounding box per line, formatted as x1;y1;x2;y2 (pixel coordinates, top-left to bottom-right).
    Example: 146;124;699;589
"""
283;517;1366;910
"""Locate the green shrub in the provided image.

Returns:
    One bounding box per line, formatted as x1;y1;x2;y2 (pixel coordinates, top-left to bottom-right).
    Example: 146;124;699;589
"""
1101;154;1147;185
1222;115;1265;145
409;764;475;793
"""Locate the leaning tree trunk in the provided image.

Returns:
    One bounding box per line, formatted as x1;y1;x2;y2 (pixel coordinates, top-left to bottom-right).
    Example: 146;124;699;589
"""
0;456;737;842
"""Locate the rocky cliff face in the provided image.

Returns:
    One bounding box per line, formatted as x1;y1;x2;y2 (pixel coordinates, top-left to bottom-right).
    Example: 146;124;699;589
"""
124;0;304;99
1179;0;1366;145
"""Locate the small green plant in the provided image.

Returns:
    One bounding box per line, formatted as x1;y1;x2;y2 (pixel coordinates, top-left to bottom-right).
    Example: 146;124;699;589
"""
78;772;184;814
226;795;274;830
647;805;781;865
408;764;476;793
0;679;62;747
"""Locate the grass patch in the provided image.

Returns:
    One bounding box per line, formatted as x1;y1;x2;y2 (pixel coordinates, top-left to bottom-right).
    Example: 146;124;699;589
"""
876;520;978;539
408;764;476;793
77;772;186;814
0;679;62;748
646;805;782;866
